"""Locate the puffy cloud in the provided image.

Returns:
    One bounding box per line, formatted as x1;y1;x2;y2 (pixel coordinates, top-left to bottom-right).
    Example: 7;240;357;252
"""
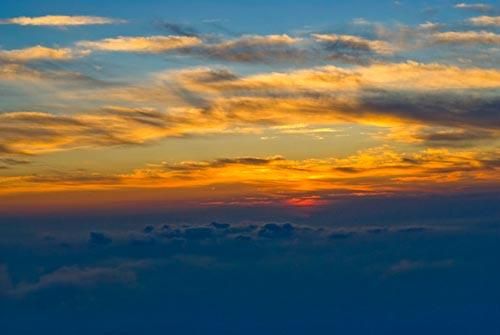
0;15;123;26
76;35;202;53
468;16;500;26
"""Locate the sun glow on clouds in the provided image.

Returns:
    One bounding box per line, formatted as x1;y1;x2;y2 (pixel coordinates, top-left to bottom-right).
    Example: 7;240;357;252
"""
0;4;499;213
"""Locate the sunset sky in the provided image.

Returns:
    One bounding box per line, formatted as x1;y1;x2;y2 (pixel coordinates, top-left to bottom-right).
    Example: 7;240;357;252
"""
0;1;499;334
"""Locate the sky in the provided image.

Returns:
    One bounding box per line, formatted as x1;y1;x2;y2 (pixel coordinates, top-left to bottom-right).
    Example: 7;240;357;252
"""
0;1;499;334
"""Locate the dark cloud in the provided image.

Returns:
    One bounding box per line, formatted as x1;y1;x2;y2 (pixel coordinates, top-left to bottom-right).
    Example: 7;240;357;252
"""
416;128;497;146
89;231;112;246
163;156;284;173
143;225;155;234
258;223;295;239
396;226;428;234
312;34;394;64
211;221;230;229
158;21;200;37
358;90;500;131
182;227;214;239
329;231;355;239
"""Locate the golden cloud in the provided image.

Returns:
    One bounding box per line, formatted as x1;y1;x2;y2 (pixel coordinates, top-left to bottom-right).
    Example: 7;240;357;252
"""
1;147;498;201
0;45;87;62
433;31;500;44
0;15;123;26
1;62;498;156
77;35;202;53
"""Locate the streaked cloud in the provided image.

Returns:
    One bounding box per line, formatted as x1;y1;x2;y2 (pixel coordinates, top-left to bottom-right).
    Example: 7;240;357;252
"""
432;31;500;44
9;261;150;296
189;34;304;62
0;15;123;26
454;3;493;12
76;35;202;53
2;62;497;156
0;45;87;62
1;147;498;205
312;34;395;55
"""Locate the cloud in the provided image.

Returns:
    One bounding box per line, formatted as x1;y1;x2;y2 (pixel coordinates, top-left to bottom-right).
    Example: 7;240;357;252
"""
182;227;214;239
76;35;202;53
415;128;497;146
11;261;150;296
432;31;500;44
211;221;230;229
0;107;180;155
158;21;200;37
312;34;395;55
89;232;112;246
162;156;285;173
258;223;295;239
1;62;499;158
468;16;500;26
454;3;493;12
386;259;454;275
188;34;304;63
0;15;123;26
71;33;394;63
0;45;86;62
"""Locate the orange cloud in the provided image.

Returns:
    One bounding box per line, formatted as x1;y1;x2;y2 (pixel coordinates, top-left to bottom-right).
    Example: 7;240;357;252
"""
1;147;498;199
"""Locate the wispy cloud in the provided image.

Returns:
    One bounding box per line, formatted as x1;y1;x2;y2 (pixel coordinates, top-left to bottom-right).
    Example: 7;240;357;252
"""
2;62;498;155
77;35;202;53
454;3;493;12
312;34;395;55
0;15;124;26
432;30;500;44
0;45;87;62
